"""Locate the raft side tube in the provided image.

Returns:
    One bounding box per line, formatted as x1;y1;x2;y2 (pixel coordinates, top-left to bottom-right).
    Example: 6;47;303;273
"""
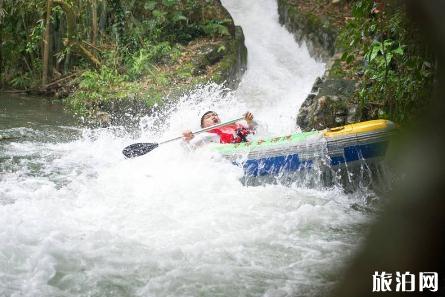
210;120;397;177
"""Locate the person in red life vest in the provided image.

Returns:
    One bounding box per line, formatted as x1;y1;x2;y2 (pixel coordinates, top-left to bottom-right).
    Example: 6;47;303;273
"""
182;111;257;147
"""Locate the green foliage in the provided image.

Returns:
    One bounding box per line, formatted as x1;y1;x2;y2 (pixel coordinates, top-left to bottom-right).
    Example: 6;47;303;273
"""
337;0;434;123
78;66;127;91
139;0;230;44
0;1;46;87
70;65;136;112
177;63;195;79
10;73;33;89
126;42;180;79
127;49;156;80
147;42;181;64
72;66;125;106
26;19;45;55
0;0;237;117
1;0;231;91
202;20;231;37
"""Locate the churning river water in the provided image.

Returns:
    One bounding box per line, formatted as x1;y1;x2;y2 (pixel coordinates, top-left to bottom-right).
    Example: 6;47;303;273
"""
1;0;378;296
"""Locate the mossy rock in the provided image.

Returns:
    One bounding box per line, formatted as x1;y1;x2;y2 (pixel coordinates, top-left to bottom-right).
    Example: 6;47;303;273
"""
212;26;248;87
277;0;337;60
297;78;359;131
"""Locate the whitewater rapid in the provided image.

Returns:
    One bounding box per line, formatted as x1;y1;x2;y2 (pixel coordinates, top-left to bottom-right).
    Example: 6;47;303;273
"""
0;0;374;296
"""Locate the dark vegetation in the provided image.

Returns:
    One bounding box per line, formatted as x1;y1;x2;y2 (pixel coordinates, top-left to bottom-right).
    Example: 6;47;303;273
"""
0;0;235;114
333;0;435;124
284;0;435;125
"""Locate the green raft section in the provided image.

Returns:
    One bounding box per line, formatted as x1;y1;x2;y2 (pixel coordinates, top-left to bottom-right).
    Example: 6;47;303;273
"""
209;130;320;155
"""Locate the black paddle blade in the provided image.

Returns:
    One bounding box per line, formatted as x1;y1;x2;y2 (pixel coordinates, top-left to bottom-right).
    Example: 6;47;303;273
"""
122;143;159;158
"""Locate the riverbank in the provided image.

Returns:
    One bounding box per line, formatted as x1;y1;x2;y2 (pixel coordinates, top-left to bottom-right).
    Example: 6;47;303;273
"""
0;0;247;124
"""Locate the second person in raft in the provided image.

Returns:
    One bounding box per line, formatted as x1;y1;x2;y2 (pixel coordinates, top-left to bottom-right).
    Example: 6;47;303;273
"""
182;111;257;147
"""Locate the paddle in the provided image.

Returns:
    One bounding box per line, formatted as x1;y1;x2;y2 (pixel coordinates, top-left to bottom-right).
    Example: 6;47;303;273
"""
122;117;244;158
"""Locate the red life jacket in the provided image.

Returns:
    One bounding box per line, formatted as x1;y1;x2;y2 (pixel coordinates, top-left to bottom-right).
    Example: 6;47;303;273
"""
209;123;252;144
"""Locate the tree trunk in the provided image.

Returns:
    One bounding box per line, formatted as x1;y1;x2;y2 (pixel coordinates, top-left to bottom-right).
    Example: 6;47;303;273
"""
109;0;125;45
99;0;107;36
53;0;101;67
55;13;65;74
42;0;53;85
91;0;98;45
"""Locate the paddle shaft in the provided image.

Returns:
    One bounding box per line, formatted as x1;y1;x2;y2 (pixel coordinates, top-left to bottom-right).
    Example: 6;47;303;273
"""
159;117;244;145
122;116;245;158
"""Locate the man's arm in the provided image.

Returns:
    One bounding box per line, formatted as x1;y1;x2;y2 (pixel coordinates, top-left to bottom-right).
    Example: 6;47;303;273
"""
237;111;257;130
182;131;220;149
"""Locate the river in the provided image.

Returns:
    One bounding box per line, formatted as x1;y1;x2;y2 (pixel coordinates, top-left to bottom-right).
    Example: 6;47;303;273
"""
0;0;377;296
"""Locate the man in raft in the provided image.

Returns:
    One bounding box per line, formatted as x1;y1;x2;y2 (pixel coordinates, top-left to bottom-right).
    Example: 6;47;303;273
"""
182;111;257;146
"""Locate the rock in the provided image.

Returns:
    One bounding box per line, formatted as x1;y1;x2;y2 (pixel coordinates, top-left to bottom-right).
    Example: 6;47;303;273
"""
311;77;323;93
191;44;226;75
277;0;337;61
214;26;247;88
206;46;225;65
96;111;111;127
297;77;358;131
347;105;359;123
335;116;345;124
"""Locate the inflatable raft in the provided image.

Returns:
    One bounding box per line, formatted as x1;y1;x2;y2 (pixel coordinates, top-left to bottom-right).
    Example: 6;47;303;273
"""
210;120;397;177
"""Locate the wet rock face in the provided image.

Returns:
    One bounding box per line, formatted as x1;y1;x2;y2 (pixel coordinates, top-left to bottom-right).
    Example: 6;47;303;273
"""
191;44;225;76
277;0;336;61
297;78;359;131
276;0;360;131
217;27;248;88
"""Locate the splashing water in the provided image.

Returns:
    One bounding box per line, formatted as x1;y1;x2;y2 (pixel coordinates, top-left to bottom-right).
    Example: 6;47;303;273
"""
0;1;377;296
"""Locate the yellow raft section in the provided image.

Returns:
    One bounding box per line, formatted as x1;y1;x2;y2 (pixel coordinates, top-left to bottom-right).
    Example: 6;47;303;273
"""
323;119;396;138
